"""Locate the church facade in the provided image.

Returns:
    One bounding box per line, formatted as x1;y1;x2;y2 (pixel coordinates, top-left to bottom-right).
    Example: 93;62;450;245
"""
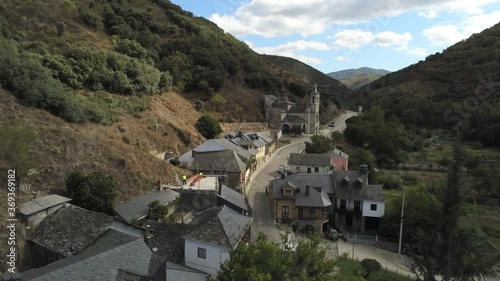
264;85;320;135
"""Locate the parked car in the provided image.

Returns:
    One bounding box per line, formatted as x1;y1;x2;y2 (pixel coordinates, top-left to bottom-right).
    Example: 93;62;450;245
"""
278;165;286;173
328;122;336;127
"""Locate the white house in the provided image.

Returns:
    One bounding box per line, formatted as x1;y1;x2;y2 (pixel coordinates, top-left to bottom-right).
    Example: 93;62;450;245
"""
183;206;253;276
287;153;332;174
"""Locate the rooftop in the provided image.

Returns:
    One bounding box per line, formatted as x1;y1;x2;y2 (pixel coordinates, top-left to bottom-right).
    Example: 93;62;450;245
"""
271;173;335;194
282;115;307;124
19;194;71;216
272;179;332;208
288;153;331;166
114;188;180;223
333;170;384;201
218;185;249;212
191;150;247;173
30;204;116;257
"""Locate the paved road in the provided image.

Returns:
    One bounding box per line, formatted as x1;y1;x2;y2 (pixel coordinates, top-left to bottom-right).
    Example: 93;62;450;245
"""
246;111;358;243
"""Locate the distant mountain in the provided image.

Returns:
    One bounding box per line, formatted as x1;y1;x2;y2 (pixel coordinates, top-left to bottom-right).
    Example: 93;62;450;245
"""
327;67;390;80
338;74;386;90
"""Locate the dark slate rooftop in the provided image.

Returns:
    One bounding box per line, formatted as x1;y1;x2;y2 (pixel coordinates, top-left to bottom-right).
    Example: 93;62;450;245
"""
114;188;180;223
288;104;309;113
219;185;249;212
272;178;332;208
282;115;307;124
211;138;252;160
288;153;331;166
30;204;115;257
19;195;71;216
270;173;335;194
333;170;384;201
23;239;152;281
164;261;209;281
183;206;253;249
191;150;246;173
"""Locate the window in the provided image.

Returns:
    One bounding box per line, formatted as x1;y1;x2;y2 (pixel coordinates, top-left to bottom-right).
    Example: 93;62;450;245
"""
354;200;361;210
307;167;311;173
281;206;289;218
283;189;292;196
296;166;300;171
370;204;377;211
197;247;207;259
340;199;346;208
309;208;316;214
314;167;319;172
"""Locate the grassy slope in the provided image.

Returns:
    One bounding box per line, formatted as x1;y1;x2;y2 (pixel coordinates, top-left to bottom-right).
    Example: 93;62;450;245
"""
340;74;386;89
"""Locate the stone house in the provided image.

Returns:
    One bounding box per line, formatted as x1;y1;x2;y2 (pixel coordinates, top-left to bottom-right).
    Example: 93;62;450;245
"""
287;153;332;174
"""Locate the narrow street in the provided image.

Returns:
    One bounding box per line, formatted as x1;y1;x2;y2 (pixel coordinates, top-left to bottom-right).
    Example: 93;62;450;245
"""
246;111;357;243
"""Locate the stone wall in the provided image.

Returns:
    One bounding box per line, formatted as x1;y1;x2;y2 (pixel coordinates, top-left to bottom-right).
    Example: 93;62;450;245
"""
220;122;268;132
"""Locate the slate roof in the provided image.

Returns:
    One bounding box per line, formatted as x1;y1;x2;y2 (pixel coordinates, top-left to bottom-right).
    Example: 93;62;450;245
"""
272;178;332;208
332;148;349;159
282;115;307;124
288;104;309;113
178;138;252;167
19;195;71;216
218;185;249;212
268;107;286;113
270;173;335;195
164;261;209;281
23;239;152;281
288;153;331;166
79;229;139;256
30;204;115;257
332;170;384;202
211;138;252;160
114;188;180;223
183;206;253;249
191;150;247;173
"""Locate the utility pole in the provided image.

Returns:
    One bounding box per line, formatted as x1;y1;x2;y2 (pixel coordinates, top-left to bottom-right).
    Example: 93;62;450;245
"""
398;186;406;254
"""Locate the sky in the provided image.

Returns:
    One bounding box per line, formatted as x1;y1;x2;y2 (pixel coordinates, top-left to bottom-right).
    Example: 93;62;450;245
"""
170;0;500;73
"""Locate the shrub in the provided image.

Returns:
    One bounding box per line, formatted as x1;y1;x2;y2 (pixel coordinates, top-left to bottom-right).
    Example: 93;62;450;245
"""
122;135;131;144
65;171;116;213
361;258;382;277
148;200;169;222
169;158;180;166
195;100;204;111
196;114;222;139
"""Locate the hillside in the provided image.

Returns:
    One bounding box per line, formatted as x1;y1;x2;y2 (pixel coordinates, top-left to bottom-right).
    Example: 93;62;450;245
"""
339;73;386;89
262;55;358;121
361;22;500;145
327;67;390;80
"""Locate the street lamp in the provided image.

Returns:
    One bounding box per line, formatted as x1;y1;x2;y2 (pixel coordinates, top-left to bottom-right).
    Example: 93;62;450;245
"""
398;186;406;254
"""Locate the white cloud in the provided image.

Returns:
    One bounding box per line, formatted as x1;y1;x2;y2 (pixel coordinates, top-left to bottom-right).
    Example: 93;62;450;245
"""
336;56;346;62
251;40;329;65
332;29;412;50
422;10;500;46
418;10;439;19
407;47;428;56
209;0;500;38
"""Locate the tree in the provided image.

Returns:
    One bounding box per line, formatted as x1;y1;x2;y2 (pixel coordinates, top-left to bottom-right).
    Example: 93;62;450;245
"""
148;200;169;222
305;135;332;154
331;131;344;143
196;114;222;139
409;143;500;281
65;171;116;213
214;233;336;281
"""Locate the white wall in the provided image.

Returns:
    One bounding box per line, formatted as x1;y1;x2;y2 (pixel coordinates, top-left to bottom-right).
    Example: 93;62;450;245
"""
289;164;329;174
184;239;229;276
362;200;385;218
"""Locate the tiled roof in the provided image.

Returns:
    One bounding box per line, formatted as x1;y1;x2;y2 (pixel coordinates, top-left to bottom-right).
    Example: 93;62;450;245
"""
219;185;249;212
30;204;115;257
183;206;253;249
164;261;209;281
332;170;384;201
114;188;180;223
332;148;349;159
23;239;152;281
191;150;246;173
272;179;332;208
288;153;331;166
271;173;335;194
19;195;71;216
211;139;252;160
282;115;307;124
288;104;308;113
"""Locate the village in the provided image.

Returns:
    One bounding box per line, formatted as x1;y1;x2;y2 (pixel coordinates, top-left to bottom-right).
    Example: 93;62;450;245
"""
8;89;413;281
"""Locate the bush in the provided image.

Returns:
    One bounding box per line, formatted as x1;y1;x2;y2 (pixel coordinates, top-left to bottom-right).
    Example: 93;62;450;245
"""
195;100;204;111
196;114;222;139
169;158;180;166
65;171;116;213
361;258;382;277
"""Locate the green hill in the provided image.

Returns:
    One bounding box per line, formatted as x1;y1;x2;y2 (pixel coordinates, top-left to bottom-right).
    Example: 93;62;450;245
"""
339;73;386;89
328;67;390;80
362;22;500;146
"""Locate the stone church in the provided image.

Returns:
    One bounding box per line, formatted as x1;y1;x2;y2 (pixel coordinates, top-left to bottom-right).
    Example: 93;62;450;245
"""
264;84;320;135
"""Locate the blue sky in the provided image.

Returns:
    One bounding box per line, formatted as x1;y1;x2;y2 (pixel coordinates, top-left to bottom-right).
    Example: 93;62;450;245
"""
171;0;500;73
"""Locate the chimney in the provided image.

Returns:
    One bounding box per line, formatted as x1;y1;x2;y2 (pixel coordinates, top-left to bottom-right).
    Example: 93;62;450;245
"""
305;184;310;196
192;150;197;158
359;164;368;175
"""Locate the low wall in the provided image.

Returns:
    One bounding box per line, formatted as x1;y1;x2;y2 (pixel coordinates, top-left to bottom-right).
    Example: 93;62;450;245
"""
220;122;268;132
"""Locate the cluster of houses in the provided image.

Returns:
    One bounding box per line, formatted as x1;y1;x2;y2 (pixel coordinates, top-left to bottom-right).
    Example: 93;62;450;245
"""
13;125;388;280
